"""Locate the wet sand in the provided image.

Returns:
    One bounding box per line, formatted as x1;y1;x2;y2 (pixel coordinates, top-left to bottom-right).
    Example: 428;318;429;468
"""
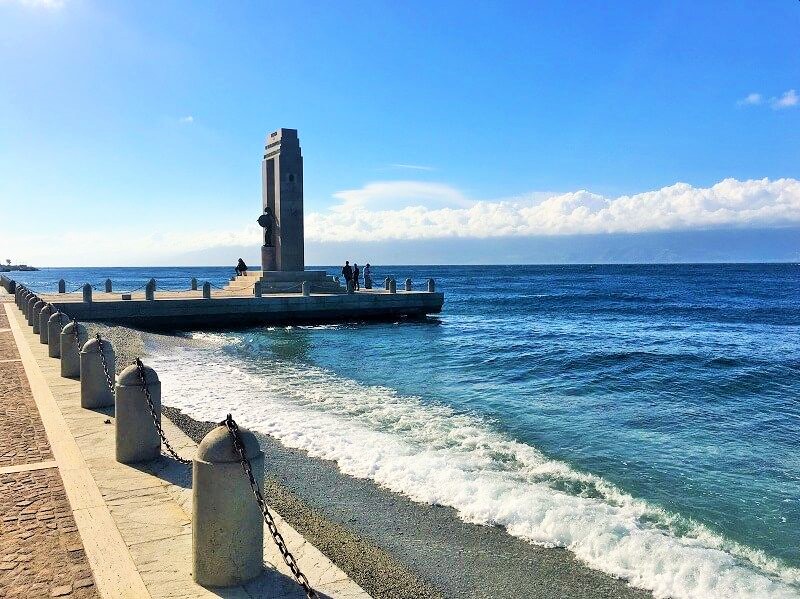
102;323;652;599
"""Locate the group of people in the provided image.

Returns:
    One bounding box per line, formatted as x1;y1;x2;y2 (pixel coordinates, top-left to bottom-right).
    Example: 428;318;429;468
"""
342;261;372;290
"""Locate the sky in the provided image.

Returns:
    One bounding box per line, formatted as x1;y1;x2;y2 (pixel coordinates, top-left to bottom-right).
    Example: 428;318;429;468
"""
0;0;798;266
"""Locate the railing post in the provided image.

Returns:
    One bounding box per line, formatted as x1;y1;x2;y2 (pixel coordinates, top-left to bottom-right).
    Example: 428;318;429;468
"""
389;278;397;294
38;304;54;344
145;279;156;301
384;277;391;290
193;424;264;586
405;278;412;291
115;364;160;464
191;277;198;291
79;337;115;408
26;296;39;325
82;284;92;303
31;300;45;332
253;281;262;298
346;279;355;294
427;278;435;292
302;281;310;296
202;282;211;299
58;279;66;293
60;321;87;379
48;312;70;358
105;279;113;293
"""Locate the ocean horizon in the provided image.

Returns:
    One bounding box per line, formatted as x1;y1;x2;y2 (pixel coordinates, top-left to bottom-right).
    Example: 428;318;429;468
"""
10;263;800;598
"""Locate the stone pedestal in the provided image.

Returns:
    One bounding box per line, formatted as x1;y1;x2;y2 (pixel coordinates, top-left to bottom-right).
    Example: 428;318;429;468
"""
260;245;277;272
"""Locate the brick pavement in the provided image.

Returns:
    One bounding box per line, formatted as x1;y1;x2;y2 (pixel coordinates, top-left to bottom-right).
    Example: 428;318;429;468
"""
0;309;98;598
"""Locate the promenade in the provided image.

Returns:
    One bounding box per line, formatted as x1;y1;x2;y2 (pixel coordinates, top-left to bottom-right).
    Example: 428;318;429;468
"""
0;286;370;599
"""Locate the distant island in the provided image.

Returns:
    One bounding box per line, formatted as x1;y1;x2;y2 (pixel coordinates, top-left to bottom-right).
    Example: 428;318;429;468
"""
1;259;38;272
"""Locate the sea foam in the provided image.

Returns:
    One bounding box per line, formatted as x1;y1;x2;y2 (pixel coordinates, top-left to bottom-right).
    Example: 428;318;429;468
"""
148;339;800;599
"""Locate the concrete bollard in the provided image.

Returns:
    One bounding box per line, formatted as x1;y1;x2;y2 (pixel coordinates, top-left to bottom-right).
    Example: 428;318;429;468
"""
58;279;66;293
389;278;397;294
145;279;156;301
427;278;435;292
346;280;355;294
38;304;54;344
115;363;160;464
193;423;264;587
253;281;262;298
202;282;211;299
302;281;310;296
191;277;198;291
48;312;70;358
384;277;391;290
405;278;412;292
32;300;45;332
26;296;38;325
82;284;92;303
105;279;113;293
60;321;88;378
80;336;115;408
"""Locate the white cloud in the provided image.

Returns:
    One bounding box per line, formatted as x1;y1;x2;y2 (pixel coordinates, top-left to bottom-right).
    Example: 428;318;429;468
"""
305;178;800;242
771;89;798;110
331;180;473;211
737;93;762;106
389;163;435;172
179;115;194;124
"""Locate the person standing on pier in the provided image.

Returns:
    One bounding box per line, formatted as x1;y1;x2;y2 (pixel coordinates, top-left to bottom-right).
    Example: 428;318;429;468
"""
353;263;360;291
342;261;353;289
364;263;372;289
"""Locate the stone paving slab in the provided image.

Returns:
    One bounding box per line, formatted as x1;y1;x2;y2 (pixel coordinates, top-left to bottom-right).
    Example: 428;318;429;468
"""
0;361;53;468
1;330;17;360
0;468;98;599
0;313;9;328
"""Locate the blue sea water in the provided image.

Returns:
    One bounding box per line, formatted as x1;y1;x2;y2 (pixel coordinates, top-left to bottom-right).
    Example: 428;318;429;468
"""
12;263;800;597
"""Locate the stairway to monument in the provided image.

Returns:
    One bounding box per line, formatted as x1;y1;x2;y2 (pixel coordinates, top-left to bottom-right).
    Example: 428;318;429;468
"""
222;270;343;294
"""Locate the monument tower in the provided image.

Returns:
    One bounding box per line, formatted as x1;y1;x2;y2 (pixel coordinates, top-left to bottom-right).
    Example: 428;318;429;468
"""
254;128;341;292
260;128;304;272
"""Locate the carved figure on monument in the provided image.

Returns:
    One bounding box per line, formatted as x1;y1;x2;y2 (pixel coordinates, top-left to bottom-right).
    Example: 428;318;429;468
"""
257;207;275;247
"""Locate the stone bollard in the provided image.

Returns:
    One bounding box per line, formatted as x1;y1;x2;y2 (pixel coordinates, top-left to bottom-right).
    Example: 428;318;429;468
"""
302;281;310;297
346;280;355;294
193;422;264;587
48;312;70;358
115;362;160;464
202;282;211;299
58;279;66;293
82;284;92;303
405;278;412;292
384;277;391;290
389;278;397;294
105;279;113;293
60;321;88;378
427;278;435;292
80;336;115;408
38;304;54;344
145;279;156;301
253;281;263;298
191;277;198;291
26;296;38;325
32;300;45;332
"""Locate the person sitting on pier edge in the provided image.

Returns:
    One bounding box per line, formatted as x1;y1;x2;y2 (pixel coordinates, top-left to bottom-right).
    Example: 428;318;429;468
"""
235;258;248;276
352;263;360;291
342;261;353;289
364;263;372;289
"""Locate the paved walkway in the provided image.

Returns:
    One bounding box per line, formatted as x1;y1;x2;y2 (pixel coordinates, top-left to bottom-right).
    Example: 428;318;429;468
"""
1;291;369;599
0;292;99;598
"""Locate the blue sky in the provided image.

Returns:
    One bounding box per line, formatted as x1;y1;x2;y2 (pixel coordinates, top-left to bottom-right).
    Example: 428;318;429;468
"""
0;0;798;266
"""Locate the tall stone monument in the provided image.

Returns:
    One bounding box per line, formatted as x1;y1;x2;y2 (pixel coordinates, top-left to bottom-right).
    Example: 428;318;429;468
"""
254;128;341;293
260;128;304;272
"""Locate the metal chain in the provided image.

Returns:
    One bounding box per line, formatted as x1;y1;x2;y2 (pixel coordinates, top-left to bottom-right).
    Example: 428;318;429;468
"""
95;334;115;393
221;414;318;599
72;319;82;352
135;358;191;465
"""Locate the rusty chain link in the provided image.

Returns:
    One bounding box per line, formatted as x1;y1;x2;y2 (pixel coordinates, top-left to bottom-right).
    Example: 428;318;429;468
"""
221;414;318;599
135;358;191;465
95;333;115;393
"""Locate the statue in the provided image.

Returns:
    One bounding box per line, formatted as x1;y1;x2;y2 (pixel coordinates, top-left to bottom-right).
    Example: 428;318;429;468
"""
257;206;275;247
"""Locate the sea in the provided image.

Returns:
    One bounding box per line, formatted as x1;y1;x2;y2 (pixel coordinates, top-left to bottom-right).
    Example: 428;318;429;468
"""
11;263;800;598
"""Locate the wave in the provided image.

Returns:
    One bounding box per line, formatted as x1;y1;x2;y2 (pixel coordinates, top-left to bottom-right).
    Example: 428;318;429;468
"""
147;339;800;599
